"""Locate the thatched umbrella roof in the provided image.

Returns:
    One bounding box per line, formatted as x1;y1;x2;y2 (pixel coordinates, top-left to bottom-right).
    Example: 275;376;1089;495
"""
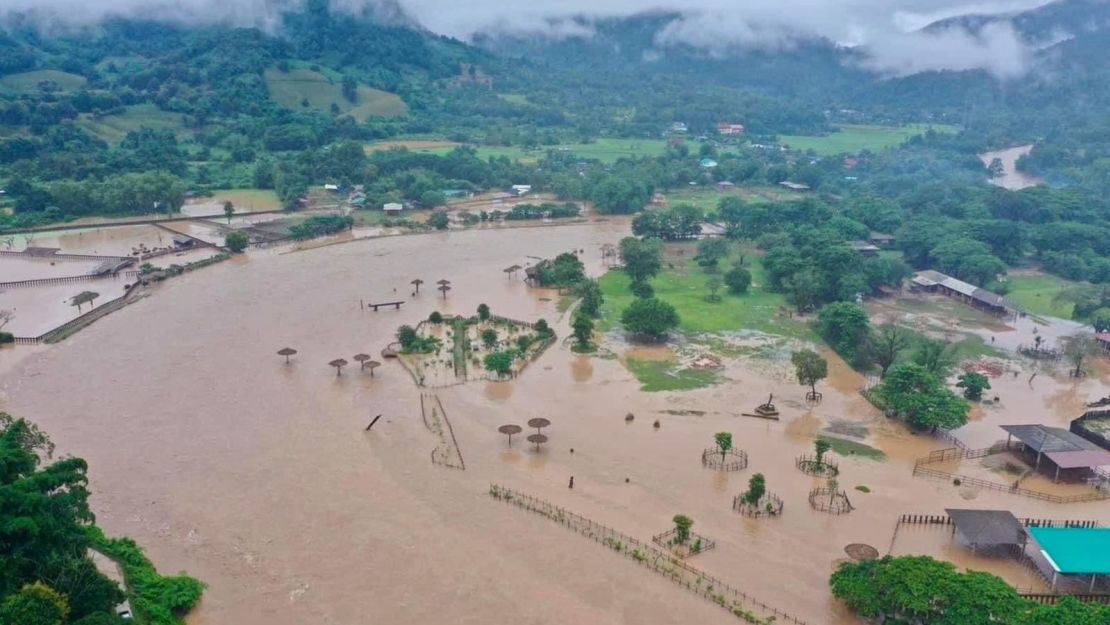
844;543;879;561
498;424;522;447
436;278;451;286
277;347;297;364
365;360;381;376
411;278;423;285
527;417;551;432
353;353;371;367
329;358;348;369
527;433;548;450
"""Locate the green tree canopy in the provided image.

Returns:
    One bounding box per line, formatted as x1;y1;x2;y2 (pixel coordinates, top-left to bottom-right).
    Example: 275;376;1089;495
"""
724;266;751;294
817;302;871;366
791;349;828;398
875;364;969;430
618;237;663;286
620;298;679;340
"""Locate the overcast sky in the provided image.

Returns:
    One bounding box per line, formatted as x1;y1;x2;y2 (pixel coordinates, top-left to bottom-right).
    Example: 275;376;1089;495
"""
1;0;1059;77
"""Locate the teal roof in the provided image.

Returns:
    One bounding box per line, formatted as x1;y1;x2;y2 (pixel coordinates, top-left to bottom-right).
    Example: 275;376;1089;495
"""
1028;527;1110;574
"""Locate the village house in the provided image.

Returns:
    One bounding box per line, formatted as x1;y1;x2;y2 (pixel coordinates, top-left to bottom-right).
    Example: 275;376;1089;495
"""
650;192;667;206
510;184;532;197
383;202;403;215
699;158;718;169
1097;333;1110;353
670;122;688;134
717;123;745;135
715;181;735;191
848;241;880;257
869;231;896;246
910;270;1015;316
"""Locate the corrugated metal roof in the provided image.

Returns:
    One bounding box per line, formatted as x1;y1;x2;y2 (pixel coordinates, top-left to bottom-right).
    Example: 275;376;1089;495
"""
945;509;1026;546
1001;424;1100;454
1044;450;1110;469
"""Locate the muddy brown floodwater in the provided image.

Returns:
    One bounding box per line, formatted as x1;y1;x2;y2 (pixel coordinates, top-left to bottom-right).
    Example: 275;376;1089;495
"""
1;222;1108;625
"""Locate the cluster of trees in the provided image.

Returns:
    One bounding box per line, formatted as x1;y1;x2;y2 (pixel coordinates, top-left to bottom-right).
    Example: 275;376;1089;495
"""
0;413;204;625
832;555;1110;625
531;252;586;288
873;363;970;430
288;214;354;240
631;204;703;240
487;202;580;221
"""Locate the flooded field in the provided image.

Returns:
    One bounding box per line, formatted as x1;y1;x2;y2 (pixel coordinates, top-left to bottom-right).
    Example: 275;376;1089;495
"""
0;223;1108;625
7;224;176;257
0;278;131;336
980;145;1044;191
1;255;111;281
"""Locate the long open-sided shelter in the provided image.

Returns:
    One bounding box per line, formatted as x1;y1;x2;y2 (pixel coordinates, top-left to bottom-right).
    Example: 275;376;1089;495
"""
945;509;1027;554
1001;424;1110;482
1027;527;1110;591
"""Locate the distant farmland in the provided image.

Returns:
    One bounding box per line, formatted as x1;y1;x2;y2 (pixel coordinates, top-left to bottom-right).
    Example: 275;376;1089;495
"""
264;68;407;121
778;123;959;156
0;70;87;94
363;137;702;164
78;105;192;144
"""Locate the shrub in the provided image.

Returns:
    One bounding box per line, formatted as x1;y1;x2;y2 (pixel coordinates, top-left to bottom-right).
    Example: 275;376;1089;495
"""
725;266;752;294
428;311;443;324
0;332;13;344
224;231;249;252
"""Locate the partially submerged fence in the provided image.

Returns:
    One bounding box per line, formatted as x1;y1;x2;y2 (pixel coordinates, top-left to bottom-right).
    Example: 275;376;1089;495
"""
912;444;1110;504
896;513;1100;528
488;484;809;625
702;448;748;472
420;393;464;470
651;528;717;556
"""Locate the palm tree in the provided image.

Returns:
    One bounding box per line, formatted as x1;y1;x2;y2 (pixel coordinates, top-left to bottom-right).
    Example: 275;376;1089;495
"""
329;358;348;376
277;347;297;364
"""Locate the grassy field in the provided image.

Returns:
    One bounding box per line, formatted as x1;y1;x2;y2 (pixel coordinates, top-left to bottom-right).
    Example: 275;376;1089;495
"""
0;70;87;94
1003;273;1076;319
205;189;282;211
625;359;720;392
364;137;702;164
778;123;959;156
78;105;191;143
818;436;886;461
599;245;812;339
264;68;407;121
663;185;803;213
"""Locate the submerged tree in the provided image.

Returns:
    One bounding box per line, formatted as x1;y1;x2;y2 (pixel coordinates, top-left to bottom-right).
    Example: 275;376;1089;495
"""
484;351;515;379
1062;333;1099;378
956;372;991;400
481;328;498;349
223;200;235;224
791;349;829;402
815;438;831;466
571;313;594;350
743;473;766;506
912;338;957;377
672;514;693;544
477;303;491;321
869;324;912;379
714;432;733;463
